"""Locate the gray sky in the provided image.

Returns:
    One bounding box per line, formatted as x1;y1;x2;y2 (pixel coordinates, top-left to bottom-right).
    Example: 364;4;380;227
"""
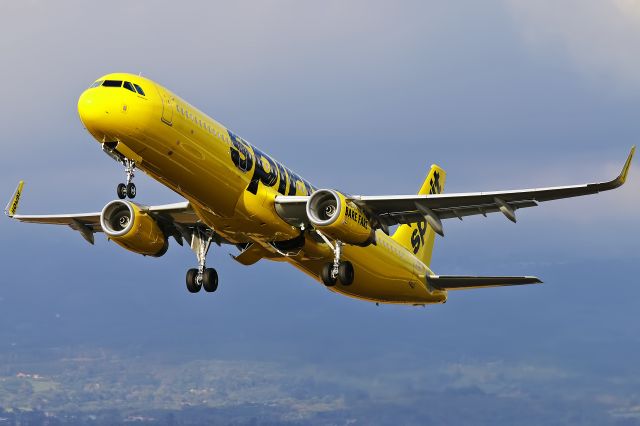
1;1;639;421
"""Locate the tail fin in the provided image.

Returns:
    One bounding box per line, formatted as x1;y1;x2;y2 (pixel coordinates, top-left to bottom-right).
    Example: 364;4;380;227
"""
391;165;446;267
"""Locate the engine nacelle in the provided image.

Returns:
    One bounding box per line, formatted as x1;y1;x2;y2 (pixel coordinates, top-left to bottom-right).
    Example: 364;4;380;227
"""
306;189;375;246
100;200;168;257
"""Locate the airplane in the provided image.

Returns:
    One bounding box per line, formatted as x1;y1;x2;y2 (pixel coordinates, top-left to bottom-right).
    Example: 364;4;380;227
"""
4;72;635;306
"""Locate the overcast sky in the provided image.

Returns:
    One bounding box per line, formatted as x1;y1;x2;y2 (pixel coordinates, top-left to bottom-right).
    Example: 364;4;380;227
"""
1;1;639;422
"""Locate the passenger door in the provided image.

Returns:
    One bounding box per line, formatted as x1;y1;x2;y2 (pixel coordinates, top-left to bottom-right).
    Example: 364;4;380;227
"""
159;90;174;126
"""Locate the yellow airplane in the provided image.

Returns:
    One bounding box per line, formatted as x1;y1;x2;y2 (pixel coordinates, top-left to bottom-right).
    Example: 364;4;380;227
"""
5;73;636;305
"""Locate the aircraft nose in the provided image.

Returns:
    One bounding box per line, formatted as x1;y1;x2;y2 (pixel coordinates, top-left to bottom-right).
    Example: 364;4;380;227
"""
78;89;109;139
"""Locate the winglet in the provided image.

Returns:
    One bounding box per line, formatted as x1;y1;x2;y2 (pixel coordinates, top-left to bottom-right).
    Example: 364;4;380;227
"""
5;181;24;218
619;145;635;184
598;146;635;191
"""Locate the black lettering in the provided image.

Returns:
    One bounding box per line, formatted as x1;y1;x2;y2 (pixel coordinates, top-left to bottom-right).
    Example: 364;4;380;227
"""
227;130;315;196
228;131;253;173
430;171;442;195
11;193;20;213
410;221;427;254
247;147;278;195
417;220;427;244
274;161;289;195
411;228;421;254
288;171;308;195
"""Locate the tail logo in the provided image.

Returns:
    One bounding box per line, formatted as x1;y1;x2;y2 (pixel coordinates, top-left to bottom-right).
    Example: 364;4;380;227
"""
410;170;443;254
411;220;427;254
430;171;442;195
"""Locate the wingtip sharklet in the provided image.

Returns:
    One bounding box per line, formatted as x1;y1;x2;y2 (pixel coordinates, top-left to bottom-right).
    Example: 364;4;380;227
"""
600;146;635;191
619;145;636;184
5;180;24;218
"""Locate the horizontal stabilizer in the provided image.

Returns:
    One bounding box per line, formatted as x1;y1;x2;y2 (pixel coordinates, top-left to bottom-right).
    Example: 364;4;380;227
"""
427;275;542;290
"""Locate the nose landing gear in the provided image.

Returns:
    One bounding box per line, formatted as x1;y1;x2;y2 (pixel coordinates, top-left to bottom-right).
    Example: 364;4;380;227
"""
117;159;137;199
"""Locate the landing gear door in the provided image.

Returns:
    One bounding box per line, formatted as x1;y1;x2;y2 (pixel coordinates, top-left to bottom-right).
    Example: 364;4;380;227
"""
158;89;174;126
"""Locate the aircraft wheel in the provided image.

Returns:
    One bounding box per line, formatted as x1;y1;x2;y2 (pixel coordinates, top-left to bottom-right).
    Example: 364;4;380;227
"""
338;261;354;286
321;263;337;287
202;268;218;293
126;182;137;199
117;183;127;199
186;268;201;293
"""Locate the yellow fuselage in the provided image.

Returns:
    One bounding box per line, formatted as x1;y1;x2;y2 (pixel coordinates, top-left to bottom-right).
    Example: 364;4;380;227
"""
78;73;447;305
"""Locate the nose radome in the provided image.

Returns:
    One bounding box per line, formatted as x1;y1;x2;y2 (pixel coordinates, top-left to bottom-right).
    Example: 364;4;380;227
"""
78;89;108;139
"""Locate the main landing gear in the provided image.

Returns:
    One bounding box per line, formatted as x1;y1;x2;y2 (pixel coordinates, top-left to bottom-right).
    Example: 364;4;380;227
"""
186;227;219;294
316;233;355;287
117;159;137;199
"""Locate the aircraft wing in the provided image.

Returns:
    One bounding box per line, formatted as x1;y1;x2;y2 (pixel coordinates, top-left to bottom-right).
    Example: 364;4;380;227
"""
275;147;634;232
5;182;201;245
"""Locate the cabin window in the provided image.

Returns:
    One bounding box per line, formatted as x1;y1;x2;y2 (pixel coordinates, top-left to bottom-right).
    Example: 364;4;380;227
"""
123;81;136;93
102;80;123;87
90;80;103;88
133;83;145;96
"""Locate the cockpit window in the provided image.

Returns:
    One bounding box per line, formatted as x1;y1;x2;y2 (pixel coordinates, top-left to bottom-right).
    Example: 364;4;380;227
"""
133;83;145;96
123;81;136;93
102;80;123;87
90;80;103;88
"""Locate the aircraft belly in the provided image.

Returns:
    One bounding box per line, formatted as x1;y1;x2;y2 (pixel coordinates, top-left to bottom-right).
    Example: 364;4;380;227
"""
287;238;447;305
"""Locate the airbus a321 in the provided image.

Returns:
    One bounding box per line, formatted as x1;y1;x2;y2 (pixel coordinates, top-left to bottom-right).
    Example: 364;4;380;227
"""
5;73;635;305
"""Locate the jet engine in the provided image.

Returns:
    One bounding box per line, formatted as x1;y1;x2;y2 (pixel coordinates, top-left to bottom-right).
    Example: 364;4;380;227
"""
100;200;168;257
306;189;375;246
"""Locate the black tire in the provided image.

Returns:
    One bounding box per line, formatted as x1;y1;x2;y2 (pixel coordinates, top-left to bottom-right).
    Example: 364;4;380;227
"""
338;261;354;285
202;268;218;293
321;263;337;287
186;268;201;293
126;182;137;199
117;183;127;199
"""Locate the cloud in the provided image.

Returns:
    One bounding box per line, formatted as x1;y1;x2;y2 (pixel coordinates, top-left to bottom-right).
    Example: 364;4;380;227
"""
505;0;640;94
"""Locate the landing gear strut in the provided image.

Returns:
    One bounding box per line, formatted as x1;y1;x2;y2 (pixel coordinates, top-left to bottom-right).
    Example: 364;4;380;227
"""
185;227;219;293
117;159;137;199
316;232;354;286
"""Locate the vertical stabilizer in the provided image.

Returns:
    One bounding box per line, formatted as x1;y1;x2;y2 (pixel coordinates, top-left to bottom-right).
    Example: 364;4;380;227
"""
391;165;446;267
